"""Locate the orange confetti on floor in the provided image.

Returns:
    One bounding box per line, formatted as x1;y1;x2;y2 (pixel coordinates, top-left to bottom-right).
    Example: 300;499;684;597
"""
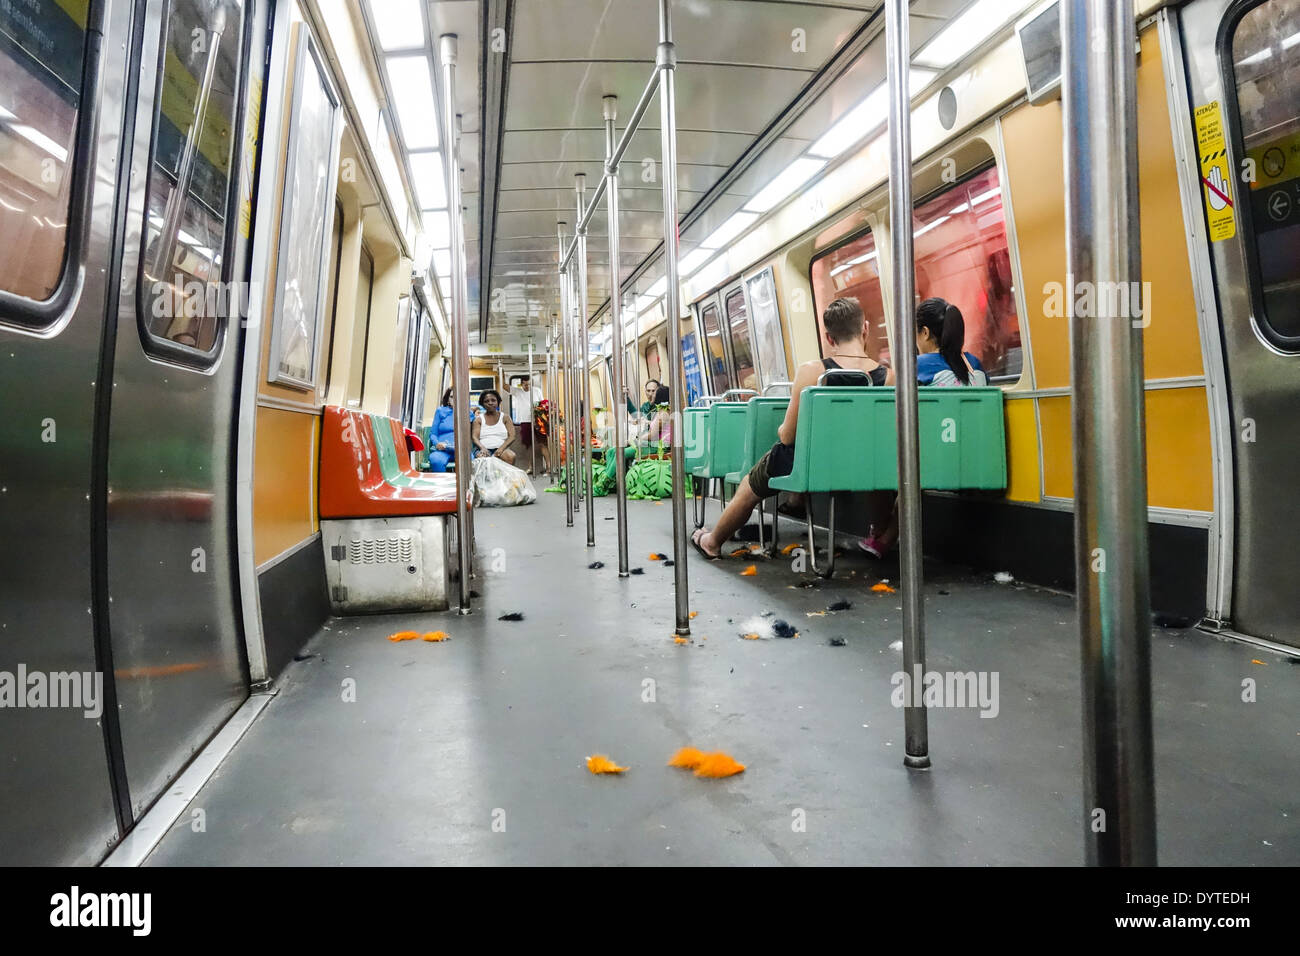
648;552;662;561
689;610;698;619
668;747;706;769
586;754;628;774
730;547;750;557
740;565;758;576
780;543;801;555
387;631;419;642
694;751;746;778
1251;659;1267;665
673;636;689;645
421;631;449;642
742;633;760;640
871;582;896;593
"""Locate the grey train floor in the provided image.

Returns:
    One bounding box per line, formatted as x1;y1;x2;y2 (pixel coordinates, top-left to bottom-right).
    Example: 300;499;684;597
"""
144;486;1298;866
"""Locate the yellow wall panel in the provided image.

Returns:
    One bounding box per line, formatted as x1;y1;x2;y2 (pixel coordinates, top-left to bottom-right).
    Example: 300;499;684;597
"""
1039;395;1074;499
1003;398;1041;503
1002;28;1205;390
1035;389;1213;512
254;406;319;566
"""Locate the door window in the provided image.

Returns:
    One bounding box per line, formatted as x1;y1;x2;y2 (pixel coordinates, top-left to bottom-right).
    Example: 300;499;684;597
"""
139;0;247;360
724;288;757;391
697;301;730;394
0;0;95;313
1226;0;1300;347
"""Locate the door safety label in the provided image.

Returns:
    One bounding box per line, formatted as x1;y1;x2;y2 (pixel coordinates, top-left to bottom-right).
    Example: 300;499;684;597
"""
1194;101;1236;242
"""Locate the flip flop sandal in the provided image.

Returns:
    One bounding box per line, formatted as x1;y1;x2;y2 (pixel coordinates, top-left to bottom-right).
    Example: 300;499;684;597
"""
691;530;721;561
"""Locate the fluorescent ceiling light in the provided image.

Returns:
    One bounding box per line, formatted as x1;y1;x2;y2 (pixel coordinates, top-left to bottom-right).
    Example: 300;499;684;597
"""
423;210;450;248
408;150;446;209
646;276;667;298
914;215;949;239
744;157;826;213
970;187;1000;206
10;124;68;163
385;56;439;150
829;250;877;278
1235;49;1271;67
370;0;425;51
636;294;659;314
701;210;758;249
679;248;713;275
691;256;730;293
913;0;1024;68
808;69;936;158
1283;31;1300;51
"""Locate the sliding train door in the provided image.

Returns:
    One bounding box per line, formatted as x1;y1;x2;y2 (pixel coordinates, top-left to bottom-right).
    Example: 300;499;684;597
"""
1180;0;1300;649
0;0;125;865
102;0;266;817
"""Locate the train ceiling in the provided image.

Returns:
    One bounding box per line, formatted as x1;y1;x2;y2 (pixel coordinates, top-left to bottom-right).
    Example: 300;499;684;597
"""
373;1;1038;352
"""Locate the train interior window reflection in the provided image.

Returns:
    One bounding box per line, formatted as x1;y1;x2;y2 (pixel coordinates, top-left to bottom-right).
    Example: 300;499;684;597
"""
810;229;888;364
912;165;1022;382
0;2;90;302
724;289;756;391
697;302;729;394
140;0;246;355
1231;0;1300;344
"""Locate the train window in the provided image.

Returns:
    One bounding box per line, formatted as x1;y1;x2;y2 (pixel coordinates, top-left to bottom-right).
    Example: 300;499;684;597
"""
139;0;247;361
912;166;1022;382
810;229;889;364
696;301;730;393
724;288;757;391
645;340;662;386
350;244;375;404
1225;0;1300;347
0;0;94;309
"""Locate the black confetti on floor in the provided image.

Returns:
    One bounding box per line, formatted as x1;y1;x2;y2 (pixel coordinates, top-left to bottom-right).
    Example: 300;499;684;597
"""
498;612;525;622
588;561;604;569
630;567;644;575
828;600;852;611
772;619;798;639
662;559;674;567
828;637;847;647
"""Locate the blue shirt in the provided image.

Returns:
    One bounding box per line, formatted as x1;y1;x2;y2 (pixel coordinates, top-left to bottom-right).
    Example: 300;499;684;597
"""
917;351;984;385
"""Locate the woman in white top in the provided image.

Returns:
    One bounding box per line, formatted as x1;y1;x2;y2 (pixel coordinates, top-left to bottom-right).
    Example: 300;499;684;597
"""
472;389;518;464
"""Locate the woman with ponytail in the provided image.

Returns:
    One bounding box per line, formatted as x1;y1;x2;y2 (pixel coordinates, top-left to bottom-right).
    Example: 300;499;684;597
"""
914;297;987;387
858;297;989;557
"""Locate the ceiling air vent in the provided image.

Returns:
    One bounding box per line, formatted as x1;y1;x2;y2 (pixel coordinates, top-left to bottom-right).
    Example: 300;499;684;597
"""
1016;1;1062;106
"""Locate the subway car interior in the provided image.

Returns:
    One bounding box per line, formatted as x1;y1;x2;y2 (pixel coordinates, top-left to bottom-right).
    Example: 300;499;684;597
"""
1;0;1297;875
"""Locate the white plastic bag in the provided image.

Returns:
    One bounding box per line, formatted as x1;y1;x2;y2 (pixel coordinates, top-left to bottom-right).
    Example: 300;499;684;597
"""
471;455;537;507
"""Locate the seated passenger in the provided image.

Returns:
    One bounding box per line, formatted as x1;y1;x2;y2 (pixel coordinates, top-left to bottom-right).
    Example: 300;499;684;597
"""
645;384;673;447
914;297;987;386
472;389;518;464
859;297;987;557
691;297;894;559
426;388;471;472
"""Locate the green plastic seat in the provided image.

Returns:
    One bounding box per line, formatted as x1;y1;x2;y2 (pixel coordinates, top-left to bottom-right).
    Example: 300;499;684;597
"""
689;402;748;528
681;407;711;476
724;398;789;488
369;414;455;490
769;387;1006;575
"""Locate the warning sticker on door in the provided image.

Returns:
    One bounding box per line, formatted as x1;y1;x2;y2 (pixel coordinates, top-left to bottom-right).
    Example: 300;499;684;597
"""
1194;101;1235;242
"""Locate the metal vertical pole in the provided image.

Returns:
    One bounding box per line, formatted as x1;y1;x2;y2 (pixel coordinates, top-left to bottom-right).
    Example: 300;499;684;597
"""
440;34;473;614
604;95;631;575
549;321;559;480
1061;0;1155;867
528;343;537;475
658;0;690;635
576;174;596;547
885;0;928;767
557;223;574;525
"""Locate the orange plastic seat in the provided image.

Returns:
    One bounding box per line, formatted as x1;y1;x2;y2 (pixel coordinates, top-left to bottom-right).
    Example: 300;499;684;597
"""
319;406;462;518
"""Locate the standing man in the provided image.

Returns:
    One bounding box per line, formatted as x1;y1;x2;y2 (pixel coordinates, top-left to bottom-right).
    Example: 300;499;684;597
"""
510;375;543;474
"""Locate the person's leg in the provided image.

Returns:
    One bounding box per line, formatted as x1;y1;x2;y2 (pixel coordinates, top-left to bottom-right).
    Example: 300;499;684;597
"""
497;448;517;465
694;476;762;557
429;450;451;472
